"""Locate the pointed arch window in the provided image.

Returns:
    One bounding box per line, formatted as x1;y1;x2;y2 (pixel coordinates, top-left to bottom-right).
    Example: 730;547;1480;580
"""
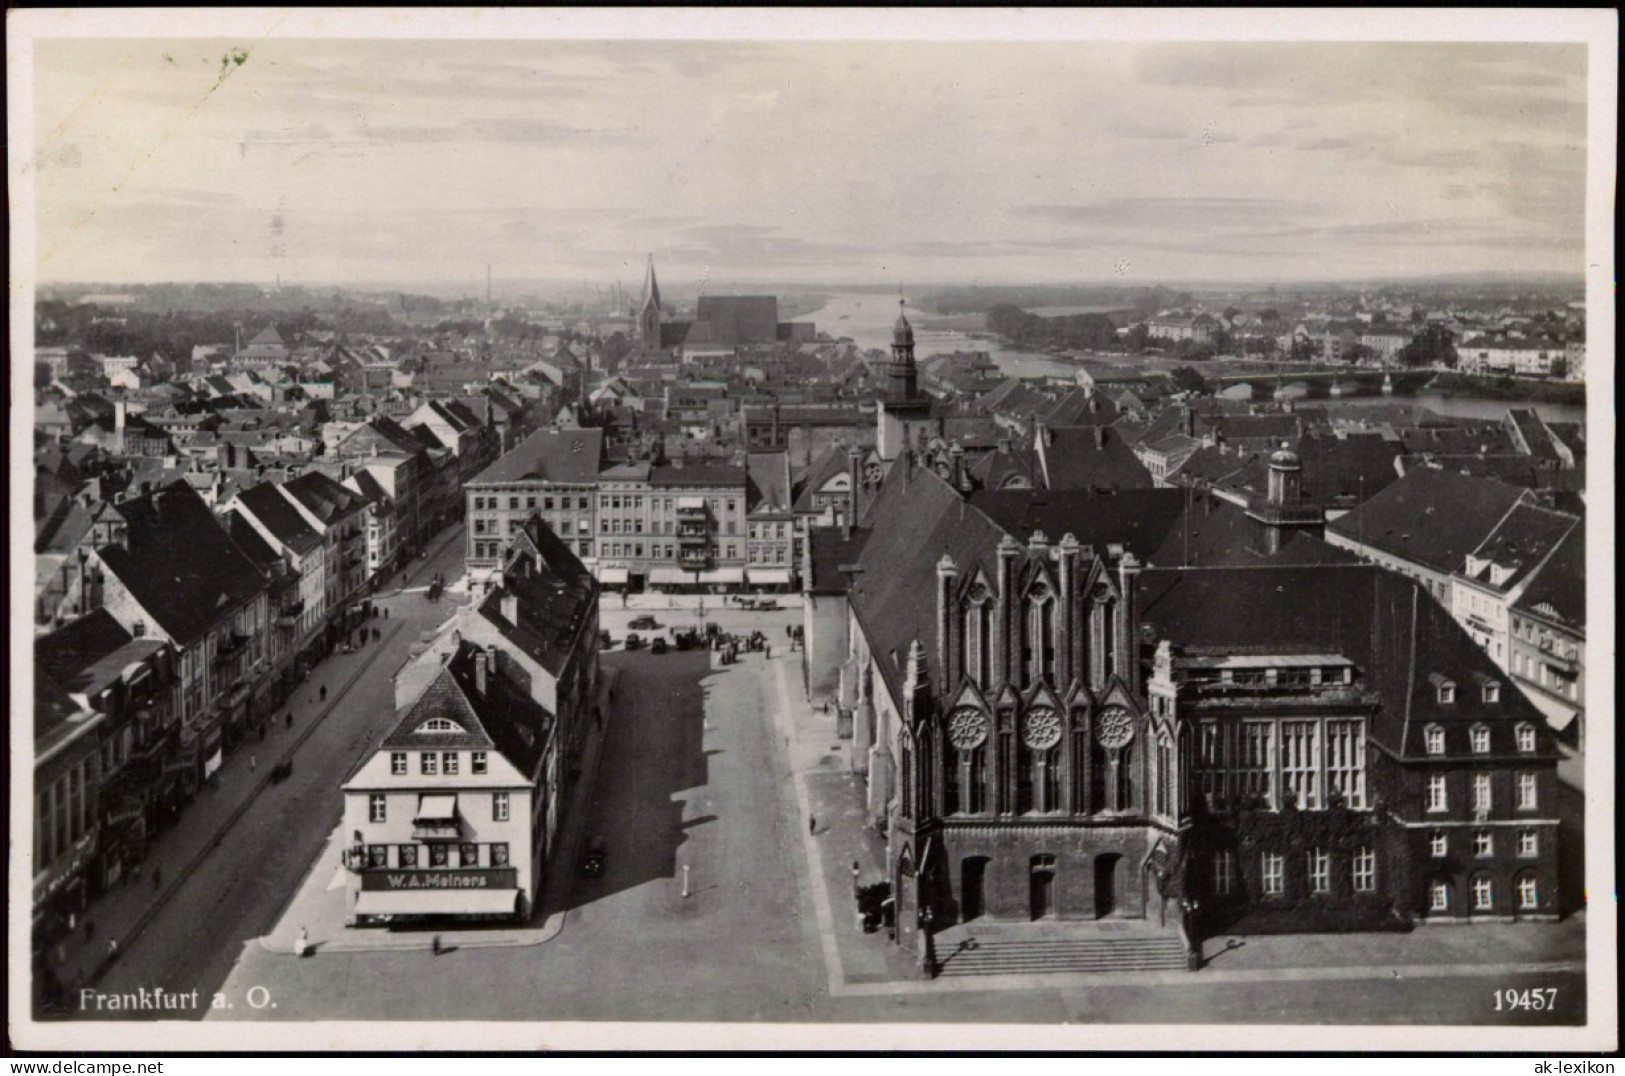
961;582;994;690
1024;582;1057;686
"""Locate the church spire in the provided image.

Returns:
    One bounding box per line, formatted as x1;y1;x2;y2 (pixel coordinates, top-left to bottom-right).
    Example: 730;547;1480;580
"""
638;254;663;351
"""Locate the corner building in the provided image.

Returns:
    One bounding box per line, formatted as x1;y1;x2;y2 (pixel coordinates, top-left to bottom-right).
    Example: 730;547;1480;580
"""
833;461;1563;961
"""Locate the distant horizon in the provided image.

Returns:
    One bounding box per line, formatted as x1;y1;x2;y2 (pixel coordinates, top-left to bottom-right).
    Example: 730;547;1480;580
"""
36;268;1588;301
25;37;1588;288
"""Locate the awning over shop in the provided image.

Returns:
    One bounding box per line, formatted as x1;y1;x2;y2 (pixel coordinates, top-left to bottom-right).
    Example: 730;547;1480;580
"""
353;889;520;917
698;568;745;584
416;794;458;821
650;568;696;585
748;569;794;585
597;567;630;585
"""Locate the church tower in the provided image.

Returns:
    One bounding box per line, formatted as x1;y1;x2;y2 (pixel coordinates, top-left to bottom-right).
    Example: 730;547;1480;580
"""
637;254;663;351
887;299;919;402
876;299;935;461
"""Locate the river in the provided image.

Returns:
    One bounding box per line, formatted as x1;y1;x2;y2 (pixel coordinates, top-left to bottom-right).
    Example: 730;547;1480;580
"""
805;291;1586;424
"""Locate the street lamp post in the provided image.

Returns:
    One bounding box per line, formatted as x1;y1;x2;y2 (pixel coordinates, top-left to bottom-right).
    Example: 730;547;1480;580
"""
681;864;691;898
851;861;861;899
1180;897;1202;971
916;904;936;979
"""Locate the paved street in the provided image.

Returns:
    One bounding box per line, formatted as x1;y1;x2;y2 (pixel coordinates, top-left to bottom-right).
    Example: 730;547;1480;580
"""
53;525;469;1021
206;596;1586;1027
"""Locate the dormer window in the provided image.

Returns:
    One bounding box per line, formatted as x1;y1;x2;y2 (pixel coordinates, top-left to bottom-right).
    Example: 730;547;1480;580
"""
1470;725;1490;754
419;718;465;734
1436;679;1456;705
1516;723;1536;753
1482;680;1501;703
1424;725;1445;755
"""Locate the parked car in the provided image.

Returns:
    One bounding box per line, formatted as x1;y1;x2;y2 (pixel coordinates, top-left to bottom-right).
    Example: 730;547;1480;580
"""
628;615;660;630
625;633;643;650
650;637;668;654
581;836;606;877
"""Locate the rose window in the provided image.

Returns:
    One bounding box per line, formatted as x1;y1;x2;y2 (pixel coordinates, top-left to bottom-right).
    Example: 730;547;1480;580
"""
947;708;989;750
1022;708;1063;750
1096;706;1135;749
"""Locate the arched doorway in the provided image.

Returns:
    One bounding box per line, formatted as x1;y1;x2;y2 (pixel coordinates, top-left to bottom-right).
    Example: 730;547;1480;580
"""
960;857;988;923
1094;853;1121;918
1029;854;1057;920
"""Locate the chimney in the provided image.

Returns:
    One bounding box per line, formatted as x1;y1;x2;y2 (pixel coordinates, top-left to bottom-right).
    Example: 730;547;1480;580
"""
1034;419;1050;449
949;441;965;491
1183;406;1195;438
1094;426;1106;450
115;401;127;432
936;553;958;685
500;591;519;625
474;648;492;696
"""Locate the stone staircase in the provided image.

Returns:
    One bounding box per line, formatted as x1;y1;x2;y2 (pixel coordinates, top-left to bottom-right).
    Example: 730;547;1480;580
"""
932;931;1190;977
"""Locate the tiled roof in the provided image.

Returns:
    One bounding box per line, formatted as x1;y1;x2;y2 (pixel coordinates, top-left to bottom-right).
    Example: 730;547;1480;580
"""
1041;388;1120;427
96;480;267;646
1137;564;1550;757
1461;504;1579;593
1039;425;1155;491
806;525;872;593
1325;469;1531;573
379;643;550;776
236;482;322;553
1512;524;1584;630
36;609;134;687
746;451;792;511
649;463;748;488
473;428;605;484
282;470;366;524
793;444;855;513
477;521;597;677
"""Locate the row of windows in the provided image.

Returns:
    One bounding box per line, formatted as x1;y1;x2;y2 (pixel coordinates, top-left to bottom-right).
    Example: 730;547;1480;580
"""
368;791;510;823
1431;828;1541;859
1424;722;1537;755
1195;718;1367;811
363;842;510;869
1425;772;1538;813
1431;873;1540;912
746;547;791;564
470;539;594;561
472;495;590;511
1430;679;1500;705
36;761;93;868
1213;847;1377;896
390;750;488;777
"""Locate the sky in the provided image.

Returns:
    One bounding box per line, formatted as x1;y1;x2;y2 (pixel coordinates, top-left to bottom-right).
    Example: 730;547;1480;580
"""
24;33;1591;290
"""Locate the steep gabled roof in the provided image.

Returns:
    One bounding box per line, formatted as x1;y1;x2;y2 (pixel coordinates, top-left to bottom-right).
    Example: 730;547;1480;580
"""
1461;504;1579;593
378;642;549;776
473;427;605;484
1325;468;1531;573
96;480;267;646
236;482;322;553
1512;523;1584;630
1039;425;1155;491
1137;564;1551;758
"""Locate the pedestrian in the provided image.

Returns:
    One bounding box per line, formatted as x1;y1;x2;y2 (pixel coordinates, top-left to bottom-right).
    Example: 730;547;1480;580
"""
766;644;772;659
108;938;118;960
320;685;328;702
384;607;390;619
809;815;817;836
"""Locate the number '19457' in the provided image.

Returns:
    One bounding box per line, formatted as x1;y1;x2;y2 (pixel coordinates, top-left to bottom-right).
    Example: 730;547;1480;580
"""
1494;987;1558;1012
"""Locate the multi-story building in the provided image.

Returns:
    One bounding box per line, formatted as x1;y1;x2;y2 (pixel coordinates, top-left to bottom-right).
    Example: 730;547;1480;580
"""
32;669;104;973
1458;337;1565;378
1324;469;1533;609
1450;503;1580;672
281;471;370;617
227;482;330;672
1505;526;1585;741
465;428;604;583
807;460;1564;970
36;612;182;893
89;481;270;786
746;451;798;589
345;515;602;926
645;464;750;589
340;643;550;926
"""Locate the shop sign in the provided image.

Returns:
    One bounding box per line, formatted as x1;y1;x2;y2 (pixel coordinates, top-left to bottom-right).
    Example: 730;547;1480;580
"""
361;868;517;891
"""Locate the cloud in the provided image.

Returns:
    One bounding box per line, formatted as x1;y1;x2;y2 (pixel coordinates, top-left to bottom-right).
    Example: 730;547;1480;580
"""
1108;120;1191;141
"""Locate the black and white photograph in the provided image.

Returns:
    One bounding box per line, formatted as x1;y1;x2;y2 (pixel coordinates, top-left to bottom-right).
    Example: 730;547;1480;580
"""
7;8;1615;1055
